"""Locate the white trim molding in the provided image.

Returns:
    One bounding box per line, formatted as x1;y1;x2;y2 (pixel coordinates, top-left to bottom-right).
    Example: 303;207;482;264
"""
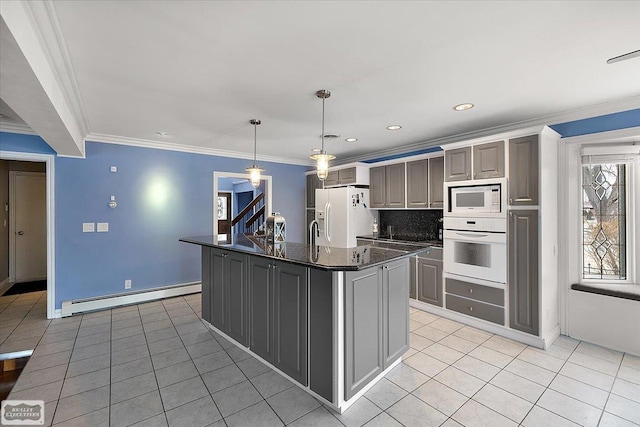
0;150;56;319
86;132;313;166
0;122;37;135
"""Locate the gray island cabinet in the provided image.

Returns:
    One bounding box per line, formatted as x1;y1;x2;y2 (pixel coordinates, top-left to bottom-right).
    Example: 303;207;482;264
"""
180;235;425;413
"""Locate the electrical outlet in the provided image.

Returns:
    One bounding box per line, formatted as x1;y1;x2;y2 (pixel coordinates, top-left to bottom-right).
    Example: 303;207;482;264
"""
97;222;109;232
125;280;132;289
82;223;95;232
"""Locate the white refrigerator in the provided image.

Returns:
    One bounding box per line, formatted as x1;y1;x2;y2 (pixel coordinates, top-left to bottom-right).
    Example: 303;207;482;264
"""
315;187;374;248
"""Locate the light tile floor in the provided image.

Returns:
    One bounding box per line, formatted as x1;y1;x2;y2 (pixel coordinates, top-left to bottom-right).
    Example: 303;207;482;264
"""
0;292;639;427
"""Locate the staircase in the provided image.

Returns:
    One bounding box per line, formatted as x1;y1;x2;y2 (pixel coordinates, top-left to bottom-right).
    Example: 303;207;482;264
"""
232;193;265;235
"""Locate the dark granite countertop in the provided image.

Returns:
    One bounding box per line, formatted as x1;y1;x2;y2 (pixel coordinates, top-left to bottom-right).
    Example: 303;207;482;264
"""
357;234;443;248
180;234;429;271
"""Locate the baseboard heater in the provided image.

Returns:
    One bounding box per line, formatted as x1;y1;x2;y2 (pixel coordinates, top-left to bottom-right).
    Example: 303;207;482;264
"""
61;282;201;317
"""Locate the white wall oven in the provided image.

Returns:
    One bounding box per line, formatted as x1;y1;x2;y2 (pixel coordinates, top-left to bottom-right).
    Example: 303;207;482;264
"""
443;217;506;287
444;178;507;217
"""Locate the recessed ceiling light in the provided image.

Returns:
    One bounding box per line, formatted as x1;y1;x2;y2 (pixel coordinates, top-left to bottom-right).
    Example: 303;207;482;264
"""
156;131;170;137
345;137;358;142
453;103;474;111
386;125;402;130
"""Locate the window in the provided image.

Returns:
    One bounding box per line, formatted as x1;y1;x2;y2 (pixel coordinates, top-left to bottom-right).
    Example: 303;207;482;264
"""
581;162;627;280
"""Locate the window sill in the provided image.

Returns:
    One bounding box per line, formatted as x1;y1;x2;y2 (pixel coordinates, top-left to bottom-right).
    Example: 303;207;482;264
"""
571;283;640;302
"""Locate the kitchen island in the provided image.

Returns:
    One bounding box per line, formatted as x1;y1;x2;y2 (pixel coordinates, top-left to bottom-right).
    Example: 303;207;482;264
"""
180;234;428;412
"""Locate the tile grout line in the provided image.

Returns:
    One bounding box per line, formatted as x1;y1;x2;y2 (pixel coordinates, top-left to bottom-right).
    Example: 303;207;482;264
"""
595;349;625;426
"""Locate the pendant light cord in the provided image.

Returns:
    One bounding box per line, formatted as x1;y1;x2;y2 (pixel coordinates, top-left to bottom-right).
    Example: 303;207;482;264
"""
253;122;257;164
321;96;325;153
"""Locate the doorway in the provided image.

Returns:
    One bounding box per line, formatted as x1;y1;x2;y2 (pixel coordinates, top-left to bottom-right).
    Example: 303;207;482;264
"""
9;171;47;283
0;152;55;319
217;191;232;239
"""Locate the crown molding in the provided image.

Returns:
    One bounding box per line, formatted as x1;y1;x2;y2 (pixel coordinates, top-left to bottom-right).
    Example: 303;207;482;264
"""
0;122;37;135
336;96;640;165
85;133;314;166
561;126;640;145
23;1;90;137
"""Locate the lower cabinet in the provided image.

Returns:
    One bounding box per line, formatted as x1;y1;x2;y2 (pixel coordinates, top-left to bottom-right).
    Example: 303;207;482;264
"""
445;278;505;325
205;247;248;345
416;248;443;307
249;257;308;385
509;210;539;335
344;258;409;400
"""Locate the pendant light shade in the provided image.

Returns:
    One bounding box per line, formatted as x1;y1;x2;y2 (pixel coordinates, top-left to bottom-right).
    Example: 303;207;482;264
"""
310;90;336;180
245;119;264;188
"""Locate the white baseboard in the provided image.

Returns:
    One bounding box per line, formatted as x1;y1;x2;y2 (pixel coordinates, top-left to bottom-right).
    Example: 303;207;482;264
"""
410;299;551;349
0;277;13;296
61;282;201;316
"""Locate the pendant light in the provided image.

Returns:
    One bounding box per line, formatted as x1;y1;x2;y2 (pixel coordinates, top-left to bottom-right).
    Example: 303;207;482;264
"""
310;89;336;180
245;119;264;188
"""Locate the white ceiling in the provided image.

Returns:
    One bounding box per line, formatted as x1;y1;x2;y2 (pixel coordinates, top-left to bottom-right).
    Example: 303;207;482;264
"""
2;1;640;163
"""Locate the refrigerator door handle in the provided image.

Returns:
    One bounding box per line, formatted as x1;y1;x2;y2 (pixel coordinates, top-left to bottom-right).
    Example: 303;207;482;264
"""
325;202;331;243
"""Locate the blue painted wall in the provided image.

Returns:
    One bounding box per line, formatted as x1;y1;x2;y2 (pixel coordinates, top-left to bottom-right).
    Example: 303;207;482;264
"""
1;132;306;308
551;108;640;138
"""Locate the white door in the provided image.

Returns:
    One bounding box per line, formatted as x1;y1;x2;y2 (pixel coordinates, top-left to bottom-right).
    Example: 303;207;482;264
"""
11;172;47;282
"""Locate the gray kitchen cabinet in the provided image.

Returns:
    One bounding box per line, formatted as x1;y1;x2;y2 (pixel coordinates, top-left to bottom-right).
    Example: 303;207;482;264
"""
208;248;248;345
409;257;417;299
324;167;357;187
344;258;409;400
369;166;387;208
509;135;539;206
249;256;308;385
306;174;322;208
369;163;405;208
386;163;406;208
407;159;428;208
445;147;471;181
429;156;445;208
445;277;505;325
416;249;443;307
473;141;505;179
201;247;212;324
509;210;539;335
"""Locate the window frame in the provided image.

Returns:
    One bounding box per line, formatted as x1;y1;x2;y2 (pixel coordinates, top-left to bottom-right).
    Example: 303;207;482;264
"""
579;154;638;285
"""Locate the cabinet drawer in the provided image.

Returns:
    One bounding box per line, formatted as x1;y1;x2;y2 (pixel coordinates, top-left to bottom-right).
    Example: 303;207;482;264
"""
445;278;504;306
446;294;504;325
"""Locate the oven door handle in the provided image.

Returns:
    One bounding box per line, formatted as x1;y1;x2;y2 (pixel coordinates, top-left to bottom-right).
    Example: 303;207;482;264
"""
454;232;489;239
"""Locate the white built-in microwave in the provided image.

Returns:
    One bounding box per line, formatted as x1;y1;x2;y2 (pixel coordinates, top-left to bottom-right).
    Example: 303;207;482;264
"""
444;178;507;217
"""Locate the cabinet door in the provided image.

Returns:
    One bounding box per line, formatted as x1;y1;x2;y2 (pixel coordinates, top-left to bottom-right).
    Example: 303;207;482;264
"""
226;252;248;345
249;257;274;361
406;159;429;208
429;156;444;208
338;167;357;185
369;166;387;208
509;210;539;335
306;174;320;208
509;135;539;206
385;163;406;208
324;170;339;187
445;147;471;181
201;247;212;323
273;262;308;385
473;141;504;179
210;248;227;331
417;257;443;307
344;267;383;400
383;259;409;367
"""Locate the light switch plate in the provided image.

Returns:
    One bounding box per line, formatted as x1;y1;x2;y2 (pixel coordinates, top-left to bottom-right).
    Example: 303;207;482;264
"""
83;223;95;232
110;166;117;173
97;222;109;232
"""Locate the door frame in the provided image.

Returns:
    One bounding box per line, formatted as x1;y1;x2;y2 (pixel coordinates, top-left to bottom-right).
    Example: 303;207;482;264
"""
0;150;56;319
216;191;233;236
213;171;272;239
9;171;47;282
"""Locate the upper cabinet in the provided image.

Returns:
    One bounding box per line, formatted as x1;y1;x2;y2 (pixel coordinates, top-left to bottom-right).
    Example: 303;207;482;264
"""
428;156;444;208
322;164;370;188
406;159;428;208
370;163;405;208
445;142;504;181
444;147;471;181
473;141;505;179
509;135;539;206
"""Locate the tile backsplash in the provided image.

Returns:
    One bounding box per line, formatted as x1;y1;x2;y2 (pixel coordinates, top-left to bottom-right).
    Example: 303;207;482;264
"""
379;210;443;240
